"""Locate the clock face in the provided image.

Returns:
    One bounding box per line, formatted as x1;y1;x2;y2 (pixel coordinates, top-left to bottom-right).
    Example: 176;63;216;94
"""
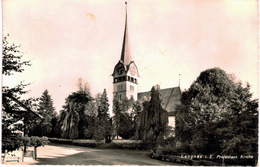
117;64;124;75
129;65;136;76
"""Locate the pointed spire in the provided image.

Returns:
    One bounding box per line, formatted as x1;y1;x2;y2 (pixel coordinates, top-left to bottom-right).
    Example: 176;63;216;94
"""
120;1;132;65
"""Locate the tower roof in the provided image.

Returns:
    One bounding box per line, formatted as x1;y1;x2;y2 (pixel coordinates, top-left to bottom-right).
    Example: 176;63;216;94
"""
120;2;132;65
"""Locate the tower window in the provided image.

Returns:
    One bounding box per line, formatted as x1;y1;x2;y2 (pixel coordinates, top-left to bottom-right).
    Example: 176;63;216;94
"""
117;76;126;82
128;76;131;81
117;85;123;91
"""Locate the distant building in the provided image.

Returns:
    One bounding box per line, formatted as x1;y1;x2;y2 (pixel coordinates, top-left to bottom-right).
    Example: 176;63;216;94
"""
112;2;181;129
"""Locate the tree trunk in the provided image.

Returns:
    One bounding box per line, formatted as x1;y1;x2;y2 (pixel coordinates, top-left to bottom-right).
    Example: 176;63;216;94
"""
34;147;37;160
24;145;27;153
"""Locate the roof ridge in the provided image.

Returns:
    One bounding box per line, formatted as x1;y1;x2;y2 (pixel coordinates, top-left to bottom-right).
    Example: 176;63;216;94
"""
164;87;176;110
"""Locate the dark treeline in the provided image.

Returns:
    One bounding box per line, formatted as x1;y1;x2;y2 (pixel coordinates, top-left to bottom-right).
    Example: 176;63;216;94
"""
30;79;168;143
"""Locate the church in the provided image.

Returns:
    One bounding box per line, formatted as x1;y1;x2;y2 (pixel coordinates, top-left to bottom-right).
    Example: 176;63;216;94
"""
111;2;181;128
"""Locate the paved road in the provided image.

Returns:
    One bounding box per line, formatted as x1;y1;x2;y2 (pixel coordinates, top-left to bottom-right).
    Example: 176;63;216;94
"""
29;143;183;165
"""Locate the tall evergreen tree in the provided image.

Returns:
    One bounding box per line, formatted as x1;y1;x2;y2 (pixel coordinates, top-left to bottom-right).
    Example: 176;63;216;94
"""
137;86;168;144
94;89;112;141
36;90;56;136
133;100;143;139
112;93;121;139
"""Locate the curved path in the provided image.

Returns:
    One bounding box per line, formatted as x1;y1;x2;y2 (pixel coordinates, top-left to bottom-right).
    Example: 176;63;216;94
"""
28;143;183;165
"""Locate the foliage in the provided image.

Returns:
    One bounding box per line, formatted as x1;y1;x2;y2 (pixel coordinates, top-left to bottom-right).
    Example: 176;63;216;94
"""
82;100;98;139
118;97;135;139
29;90;57;137
132;100;143;139
174;67;258;156
112;93;121;139
61;100;80;139
137;86;168;146
118;112;135;139
49;116;60;137
2;35;42;152
112;95;137;139
2;34;31;76
59;79;99;139
162;144;178;155
20;135;31;153
21;136;49;159
2;132;23;153
50;115;63;138
38;90;57;135
94;89;112;141
28;136;49;148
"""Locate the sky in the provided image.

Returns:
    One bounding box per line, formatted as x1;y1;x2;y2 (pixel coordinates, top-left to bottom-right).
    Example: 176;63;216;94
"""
2;0;259;114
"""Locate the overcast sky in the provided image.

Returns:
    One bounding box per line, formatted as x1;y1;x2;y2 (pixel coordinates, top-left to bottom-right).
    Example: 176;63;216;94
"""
3;0;258;114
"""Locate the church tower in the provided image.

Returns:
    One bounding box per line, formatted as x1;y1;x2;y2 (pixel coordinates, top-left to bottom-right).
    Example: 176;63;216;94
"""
112;2;139;101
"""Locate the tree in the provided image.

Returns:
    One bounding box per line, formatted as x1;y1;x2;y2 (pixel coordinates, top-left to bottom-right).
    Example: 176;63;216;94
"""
38;90;56;135
94;89;112;141
59;79;98;139
112;95;136;139
118;97;136;139
118;112;135;139
2;35;42;152
30;90;57;136
132;100;143;139
112;93;121;139
82;101;97;139
60;91;89;139
137;86;168;146
147;87;168;143
220;82;258;157
2;34;30;76
22;136;49;159
174;67;258;156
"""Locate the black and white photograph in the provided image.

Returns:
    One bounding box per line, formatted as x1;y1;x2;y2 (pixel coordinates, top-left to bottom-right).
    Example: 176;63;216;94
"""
2;0;258;166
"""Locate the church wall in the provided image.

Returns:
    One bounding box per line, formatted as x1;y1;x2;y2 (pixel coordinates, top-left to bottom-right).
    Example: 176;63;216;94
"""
113;81;127;100
113;80;138;101
168;116;175;128
125;81;138;101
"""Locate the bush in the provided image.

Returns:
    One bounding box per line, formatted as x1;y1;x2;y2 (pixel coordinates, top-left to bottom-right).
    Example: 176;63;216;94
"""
176;141;196;154
29;136;49;148
162;144;178;155
2;133;23;153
